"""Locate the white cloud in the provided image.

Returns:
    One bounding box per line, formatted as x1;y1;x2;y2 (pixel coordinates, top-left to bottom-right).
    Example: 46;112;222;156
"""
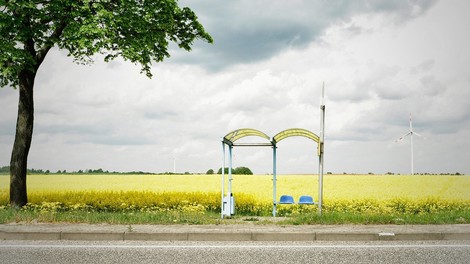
1;0;469;175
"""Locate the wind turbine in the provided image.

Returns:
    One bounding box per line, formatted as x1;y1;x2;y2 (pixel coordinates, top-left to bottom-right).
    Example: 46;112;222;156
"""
395;113;422;175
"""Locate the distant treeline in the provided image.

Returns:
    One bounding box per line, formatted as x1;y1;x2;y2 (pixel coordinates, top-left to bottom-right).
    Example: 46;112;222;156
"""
0;166;463;176
208;167;253;175
0;166;155;175
328;171;464;176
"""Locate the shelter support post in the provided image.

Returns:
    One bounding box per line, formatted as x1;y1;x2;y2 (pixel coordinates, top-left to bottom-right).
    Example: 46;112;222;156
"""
318;145;323;215
318;83;326;215
221;141;225;219
272;144;277;216
221;141;236;218
229;145;233;195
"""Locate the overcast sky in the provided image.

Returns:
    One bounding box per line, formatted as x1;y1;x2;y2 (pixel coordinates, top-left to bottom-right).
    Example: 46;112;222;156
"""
1;0;469;175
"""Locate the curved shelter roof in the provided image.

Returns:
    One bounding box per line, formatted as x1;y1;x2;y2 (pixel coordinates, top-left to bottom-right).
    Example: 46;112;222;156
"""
222;128;321;150
222;128;272;146
273;128;321;156
272;128;320;144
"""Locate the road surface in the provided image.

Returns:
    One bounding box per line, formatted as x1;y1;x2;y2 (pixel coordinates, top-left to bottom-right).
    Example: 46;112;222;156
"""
2;240;470;263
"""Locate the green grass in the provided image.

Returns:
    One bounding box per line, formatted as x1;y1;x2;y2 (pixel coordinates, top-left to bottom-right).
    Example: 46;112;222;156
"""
1;207;468;225
283;210;470;225
0;208;221;225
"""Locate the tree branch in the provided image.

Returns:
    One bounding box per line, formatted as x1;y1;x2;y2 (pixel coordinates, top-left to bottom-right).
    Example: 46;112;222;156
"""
36;22;66;66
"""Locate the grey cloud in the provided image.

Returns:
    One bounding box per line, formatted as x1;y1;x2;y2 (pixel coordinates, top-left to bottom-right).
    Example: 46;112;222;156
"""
328;84;372;102
174;0;437;71
144;111;179;120
0;108;17;137
419;75;445;96
0;87;18;136
0;121;15;136
35;124;154;146
374;85;409;100
419;119;469;135
366;0;435;15
361;65;406;101
5;0;466;175
35;123;110;136
75;135;150;146
410;59;435;74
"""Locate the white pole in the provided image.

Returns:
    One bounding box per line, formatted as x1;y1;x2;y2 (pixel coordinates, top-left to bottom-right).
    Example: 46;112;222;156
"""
229;146;233;195
221;141;225;218
272;145;277;216
318;82;325;215
410;114;414;175
228;145;233;215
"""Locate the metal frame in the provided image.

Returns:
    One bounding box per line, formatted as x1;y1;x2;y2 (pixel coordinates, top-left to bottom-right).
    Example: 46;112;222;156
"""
271;128;323;216
220;128;271;218
220;86;325;218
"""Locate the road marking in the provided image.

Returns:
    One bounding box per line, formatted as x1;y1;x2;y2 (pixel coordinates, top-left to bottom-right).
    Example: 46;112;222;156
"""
1;244;470;249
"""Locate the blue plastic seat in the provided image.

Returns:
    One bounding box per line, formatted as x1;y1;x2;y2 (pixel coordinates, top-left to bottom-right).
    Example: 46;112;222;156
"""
279;195;295;204
298;195;315;204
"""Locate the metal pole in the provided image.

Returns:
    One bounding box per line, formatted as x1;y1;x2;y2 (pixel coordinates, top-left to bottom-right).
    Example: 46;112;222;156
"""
229;146;233;194
228;145;233;215
221;141;225;219
318;83;325;215
272;144;277;217
410;114;414;175
411;130;414;175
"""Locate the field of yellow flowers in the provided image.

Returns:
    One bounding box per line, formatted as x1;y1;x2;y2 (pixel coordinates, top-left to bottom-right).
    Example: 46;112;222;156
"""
1;174;469;216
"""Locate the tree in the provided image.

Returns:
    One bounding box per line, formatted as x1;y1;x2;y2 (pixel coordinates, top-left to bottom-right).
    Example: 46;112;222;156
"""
217;167;231;174
0;166;10;174
1;0;212;208
233;166;253;175
217;167;253;175
206;169;214;175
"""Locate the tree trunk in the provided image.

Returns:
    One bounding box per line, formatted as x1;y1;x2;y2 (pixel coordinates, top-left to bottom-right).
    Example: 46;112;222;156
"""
10;70;36;208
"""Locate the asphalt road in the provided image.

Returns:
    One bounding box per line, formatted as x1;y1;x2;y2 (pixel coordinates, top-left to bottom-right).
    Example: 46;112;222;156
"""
1;240;470;264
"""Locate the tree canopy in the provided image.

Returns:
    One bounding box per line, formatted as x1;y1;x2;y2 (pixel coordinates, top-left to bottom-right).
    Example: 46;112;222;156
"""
1;0;212;87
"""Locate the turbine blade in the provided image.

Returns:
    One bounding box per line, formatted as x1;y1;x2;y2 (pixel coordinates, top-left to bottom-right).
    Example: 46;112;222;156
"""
395;132;411;142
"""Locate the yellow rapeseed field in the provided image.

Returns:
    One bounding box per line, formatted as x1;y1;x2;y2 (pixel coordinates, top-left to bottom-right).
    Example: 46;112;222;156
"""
1;174;468;201
1;174;469;215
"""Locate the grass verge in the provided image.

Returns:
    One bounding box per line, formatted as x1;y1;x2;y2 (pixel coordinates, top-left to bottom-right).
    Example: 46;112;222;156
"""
1;208;468;225
282;210;470;225
0;208;221;225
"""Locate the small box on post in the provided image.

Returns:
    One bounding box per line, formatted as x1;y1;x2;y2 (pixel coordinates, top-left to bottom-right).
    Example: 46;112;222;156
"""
222;193;235;217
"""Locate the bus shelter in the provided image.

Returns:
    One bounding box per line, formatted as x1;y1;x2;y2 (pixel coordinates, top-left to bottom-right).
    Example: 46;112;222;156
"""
221;126;324;218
